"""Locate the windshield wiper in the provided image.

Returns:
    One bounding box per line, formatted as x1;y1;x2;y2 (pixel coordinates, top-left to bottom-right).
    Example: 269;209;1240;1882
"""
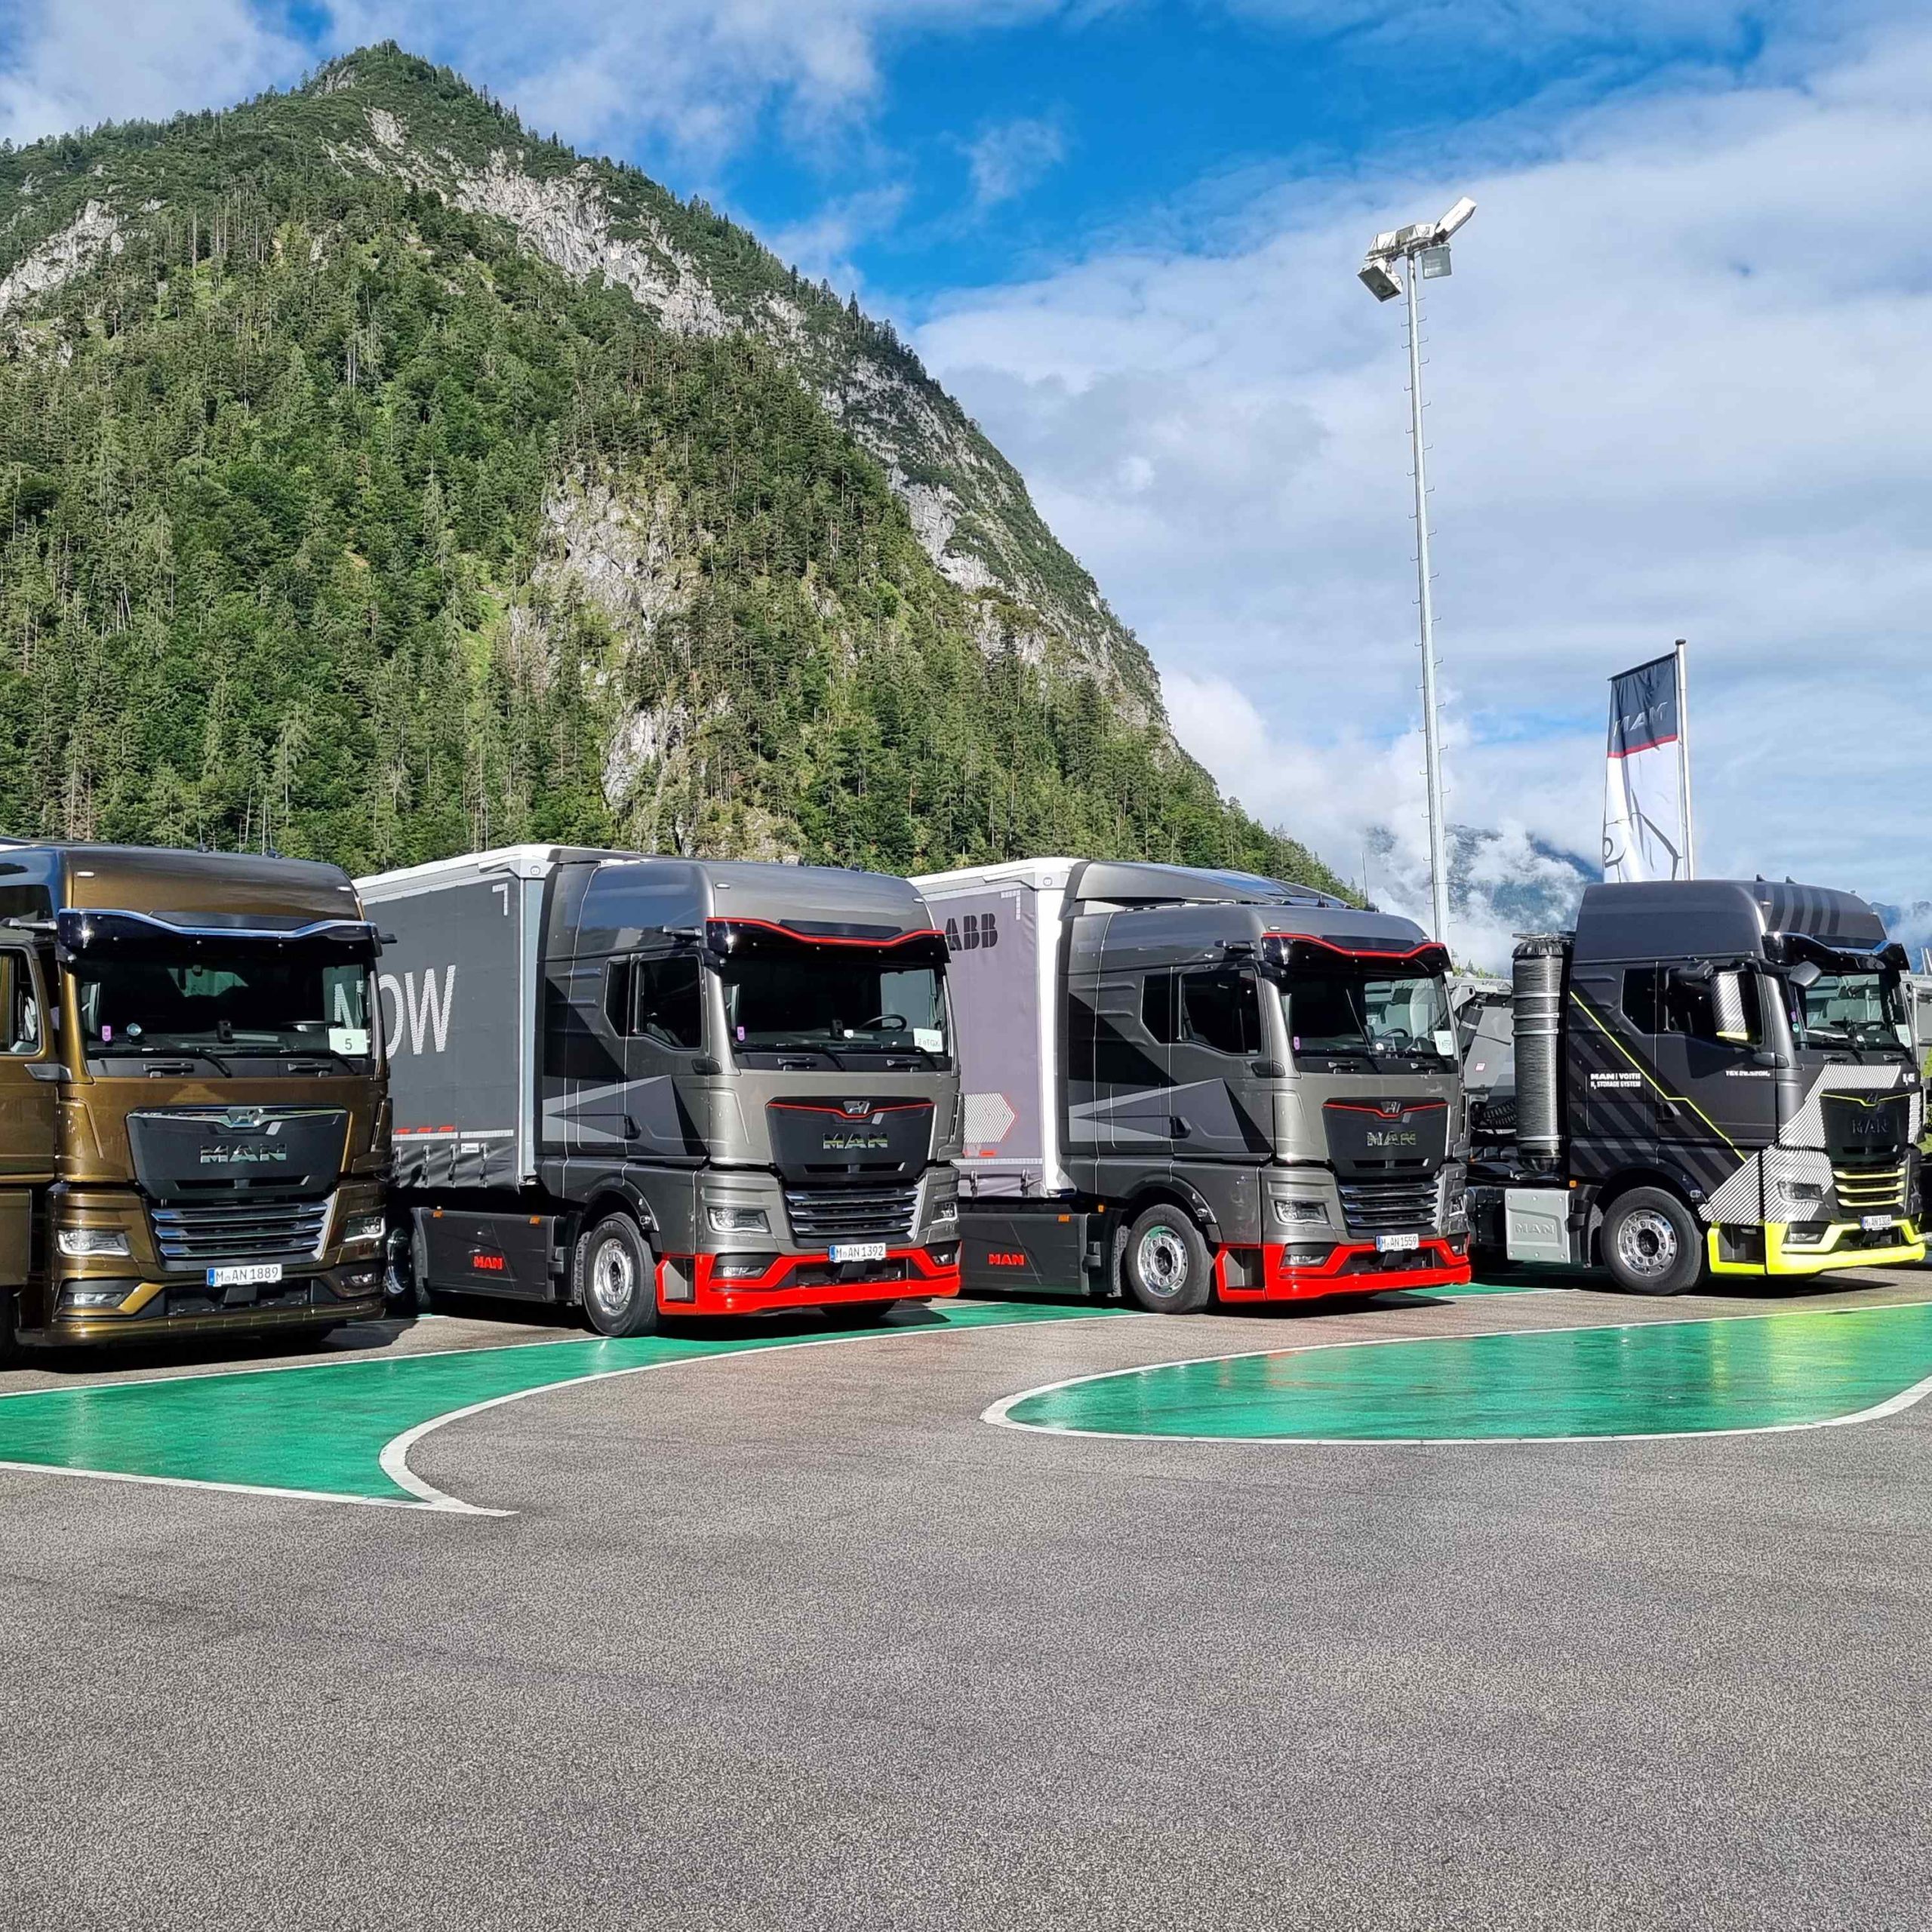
225;1045;366;1073
92;1041;235;1075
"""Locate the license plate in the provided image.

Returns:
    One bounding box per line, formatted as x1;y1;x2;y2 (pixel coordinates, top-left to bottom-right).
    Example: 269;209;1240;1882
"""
1860;1215;1894;1232
829;1242;888;1263
1376;1232;1420;1254
207;1263;283;1287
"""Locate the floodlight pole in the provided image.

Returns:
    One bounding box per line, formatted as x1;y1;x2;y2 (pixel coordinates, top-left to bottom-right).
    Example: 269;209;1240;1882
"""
1403;263;1452;955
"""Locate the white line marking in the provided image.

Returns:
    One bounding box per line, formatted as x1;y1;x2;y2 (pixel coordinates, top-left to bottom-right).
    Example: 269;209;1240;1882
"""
383;1311;1139;1511
981;1299;1932;1444
0;1457;502;1515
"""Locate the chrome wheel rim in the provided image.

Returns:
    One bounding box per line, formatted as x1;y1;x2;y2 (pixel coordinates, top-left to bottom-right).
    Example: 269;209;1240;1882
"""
1137;1225;1190;1297
1616;1208;1679;1281
589;1237;637;1319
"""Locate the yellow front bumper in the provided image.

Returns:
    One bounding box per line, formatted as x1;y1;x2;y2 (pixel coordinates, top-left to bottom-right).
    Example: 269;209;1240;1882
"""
1708;1221;1926;1278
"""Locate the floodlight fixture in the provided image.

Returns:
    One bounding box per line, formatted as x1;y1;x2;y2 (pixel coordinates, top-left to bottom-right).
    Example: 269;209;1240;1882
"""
1358;256;1403;301
1435;196;1477;238
1419;245;1453;279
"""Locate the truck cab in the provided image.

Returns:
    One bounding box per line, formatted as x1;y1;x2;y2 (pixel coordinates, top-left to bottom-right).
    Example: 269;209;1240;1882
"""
361;848;961;1333
1466;879;1924;1292
0;842;389;1353
916;859;1472;1312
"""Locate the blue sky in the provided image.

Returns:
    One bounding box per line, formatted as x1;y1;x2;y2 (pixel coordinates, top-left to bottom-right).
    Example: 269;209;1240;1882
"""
3;2;1928;952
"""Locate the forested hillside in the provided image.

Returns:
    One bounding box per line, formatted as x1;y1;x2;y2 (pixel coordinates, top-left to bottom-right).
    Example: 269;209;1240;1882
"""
0;45;1345;889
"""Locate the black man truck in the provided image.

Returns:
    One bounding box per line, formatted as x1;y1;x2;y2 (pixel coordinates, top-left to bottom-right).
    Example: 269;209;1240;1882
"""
360;846;962;1334
1461;878;1924;1294
912;859;1471;1312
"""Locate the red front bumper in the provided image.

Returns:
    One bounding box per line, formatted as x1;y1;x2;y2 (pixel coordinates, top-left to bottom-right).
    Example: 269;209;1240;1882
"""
1214;1237;1471;1303
657;1247;963;1318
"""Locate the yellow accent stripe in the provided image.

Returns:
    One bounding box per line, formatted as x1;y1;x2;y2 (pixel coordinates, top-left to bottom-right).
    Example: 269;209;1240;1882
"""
1567;992;1740;1155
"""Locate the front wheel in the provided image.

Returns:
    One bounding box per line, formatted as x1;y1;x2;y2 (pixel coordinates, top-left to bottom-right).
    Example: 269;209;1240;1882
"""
1121;1204;1214;1314
1601;1187;1708;1297
383;1224;426;1316
574;1214;661;1337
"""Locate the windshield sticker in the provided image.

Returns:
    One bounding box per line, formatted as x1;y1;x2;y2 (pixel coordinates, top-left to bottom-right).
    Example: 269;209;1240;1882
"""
915;1028;943;1052
329;1026;369;1055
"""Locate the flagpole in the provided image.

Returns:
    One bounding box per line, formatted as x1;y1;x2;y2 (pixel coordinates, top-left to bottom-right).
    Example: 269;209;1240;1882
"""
1674;637;1695;878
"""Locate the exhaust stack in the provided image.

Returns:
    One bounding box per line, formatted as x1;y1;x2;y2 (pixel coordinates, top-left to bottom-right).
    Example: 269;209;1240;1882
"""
1512;936;1568;1171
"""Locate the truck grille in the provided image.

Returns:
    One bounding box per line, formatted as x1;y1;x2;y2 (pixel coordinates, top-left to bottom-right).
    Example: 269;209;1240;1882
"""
1338;1174;1439;1237
783;1183;918;1248
1833;1161;1907;1214
149;1198;332;1270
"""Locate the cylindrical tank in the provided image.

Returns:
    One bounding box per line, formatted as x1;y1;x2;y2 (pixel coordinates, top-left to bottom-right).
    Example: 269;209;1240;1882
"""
1512;936;1568;1170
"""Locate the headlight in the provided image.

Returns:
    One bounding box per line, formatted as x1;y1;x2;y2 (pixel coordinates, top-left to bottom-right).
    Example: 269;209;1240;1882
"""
1786;1181;1823;1202
57;1228;130;1257
341;1212;386;1245
707;1205;770;1234
1270;1197;1328;1228
930;1197;958;1224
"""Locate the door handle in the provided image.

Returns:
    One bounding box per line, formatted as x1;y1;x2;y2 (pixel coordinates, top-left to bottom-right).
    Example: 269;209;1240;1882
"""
1170;1116;1190;1138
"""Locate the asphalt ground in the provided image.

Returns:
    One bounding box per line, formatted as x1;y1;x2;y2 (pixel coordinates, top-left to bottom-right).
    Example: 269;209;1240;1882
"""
4;1268;1930;1930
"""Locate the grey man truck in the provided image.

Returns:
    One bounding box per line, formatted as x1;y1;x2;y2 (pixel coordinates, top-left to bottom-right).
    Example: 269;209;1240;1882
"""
358;846;962;1334
1460;878;1924;1293
0;841;389;1355
912;859;1471;1311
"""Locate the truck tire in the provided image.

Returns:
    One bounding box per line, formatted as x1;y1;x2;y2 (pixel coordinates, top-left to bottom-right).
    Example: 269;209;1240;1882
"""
383;1225;427;1317
574;1213;662;1337
1601;1187;1708;1297
1121;1204;1214;1315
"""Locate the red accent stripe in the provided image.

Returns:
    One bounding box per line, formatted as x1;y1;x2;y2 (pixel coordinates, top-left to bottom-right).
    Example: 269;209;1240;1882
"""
1608;732;1679;759
1323;1100;1448;1115
767;1100;934;1116
709;918;945;949
1266;931;1447;962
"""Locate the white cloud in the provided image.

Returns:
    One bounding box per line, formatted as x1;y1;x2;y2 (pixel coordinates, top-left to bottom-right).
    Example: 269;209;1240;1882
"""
915;14;1932;910
965;115;1064;208
768;184;909;298
0;0;306;145
323;1;1058;162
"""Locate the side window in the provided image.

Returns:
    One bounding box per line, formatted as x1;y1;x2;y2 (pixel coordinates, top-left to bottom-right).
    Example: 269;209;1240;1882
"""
604;960;632;1036
1141;973;1180;1045
631;956;703;1051
0;952;41;1055
1180;969;1262;1056
1668;970;1761;1048
1621;967;1660;1034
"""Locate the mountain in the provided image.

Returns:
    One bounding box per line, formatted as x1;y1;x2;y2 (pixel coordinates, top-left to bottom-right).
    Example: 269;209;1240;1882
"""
0;44;1343;888
1361;823;1596;971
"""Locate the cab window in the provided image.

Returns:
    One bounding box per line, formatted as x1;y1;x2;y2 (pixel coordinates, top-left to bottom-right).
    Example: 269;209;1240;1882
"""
0;952;41;1055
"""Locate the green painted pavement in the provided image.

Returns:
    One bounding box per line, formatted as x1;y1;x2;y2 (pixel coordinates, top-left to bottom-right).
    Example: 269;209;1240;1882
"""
996;1301;1932;1441
0;1300;1115;1512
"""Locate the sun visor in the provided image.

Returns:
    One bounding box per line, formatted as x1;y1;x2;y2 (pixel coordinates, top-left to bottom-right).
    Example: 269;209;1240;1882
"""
55;907;383;960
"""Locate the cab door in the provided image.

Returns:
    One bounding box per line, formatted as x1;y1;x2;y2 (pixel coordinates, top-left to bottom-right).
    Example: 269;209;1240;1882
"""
606;948;709;1161
1167;966;1272;1158
0;946;58;1288
1651;967;1774;1186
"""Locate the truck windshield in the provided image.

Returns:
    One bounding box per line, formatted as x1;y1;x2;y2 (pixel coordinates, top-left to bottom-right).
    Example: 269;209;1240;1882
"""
73;942;376;1065
1787;969;1909;1051
1286;965;1455;1064
721;955;949;1057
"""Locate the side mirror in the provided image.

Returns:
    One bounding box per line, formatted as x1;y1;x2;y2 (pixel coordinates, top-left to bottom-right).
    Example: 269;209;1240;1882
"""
1786;961;1822;989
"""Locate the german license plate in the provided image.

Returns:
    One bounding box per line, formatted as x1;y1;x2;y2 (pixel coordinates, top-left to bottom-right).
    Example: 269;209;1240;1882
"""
1860;1215;1894;1232
207;1263;283;1287
1376;1232;1420;1254
829;1242;888;1264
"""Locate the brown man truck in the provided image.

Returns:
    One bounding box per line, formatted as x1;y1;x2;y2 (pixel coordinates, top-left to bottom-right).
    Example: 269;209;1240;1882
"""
0;841;390;1355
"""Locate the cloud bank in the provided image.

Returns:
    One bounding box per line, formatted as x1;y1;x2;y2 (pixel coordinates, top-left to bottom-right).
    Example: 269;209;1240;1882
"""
916;14;1932;910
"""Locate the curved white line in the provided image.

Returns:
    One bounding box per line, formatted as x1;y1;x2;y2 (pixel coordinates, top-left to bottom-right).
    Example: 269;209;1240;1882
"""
981;1298;1932;1445
0;1456;496;1513
383;1309;1136;1512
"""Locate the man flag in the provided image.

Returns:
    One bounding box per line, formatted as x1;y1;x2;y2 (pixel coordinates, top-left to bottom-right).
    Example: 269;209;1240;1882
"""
1602;648;1692;883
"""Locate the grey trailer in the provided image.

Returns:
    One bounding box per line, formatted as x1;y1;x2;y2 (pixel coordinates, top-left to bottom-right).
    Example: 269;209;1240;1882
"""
914;858;1472;1312
360;846;961;1334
